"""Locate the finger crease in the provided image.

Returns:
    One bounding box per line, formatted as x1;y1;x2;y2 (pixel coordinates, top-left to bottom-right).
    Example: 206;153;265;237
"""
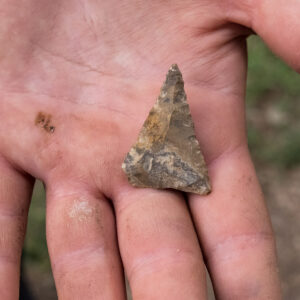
127;247;198;282
52;244;107;272
206;231;274;263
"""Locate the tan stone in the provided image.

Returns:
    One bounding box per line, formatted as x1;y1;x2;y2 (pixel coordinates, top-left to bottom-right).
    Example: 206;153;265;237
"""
122;64;211;195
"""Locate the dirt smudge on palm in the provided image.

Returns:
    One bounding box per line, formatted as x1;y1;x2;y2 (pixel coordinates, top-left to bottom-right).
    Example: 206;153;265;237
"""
35;112;55;133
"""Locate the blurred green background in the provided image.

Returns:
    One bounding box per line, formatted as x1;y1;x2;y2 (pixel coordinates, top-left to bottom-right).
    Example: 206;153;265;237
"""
22;36;300;299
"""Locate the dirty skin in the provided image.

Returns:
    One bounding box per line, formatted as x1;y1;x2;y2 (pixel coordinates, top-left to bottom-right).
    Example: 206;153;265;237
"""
35;112;55;133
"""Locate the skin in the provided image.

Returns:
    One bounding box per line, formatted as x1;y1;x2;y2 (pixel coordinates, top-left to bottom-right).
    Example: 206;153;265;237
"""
0;0;299;299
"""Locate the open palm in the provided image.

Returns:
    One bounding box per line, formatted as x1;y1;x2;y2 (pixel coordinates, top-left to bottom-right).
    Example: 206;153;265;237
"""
1;1;298;299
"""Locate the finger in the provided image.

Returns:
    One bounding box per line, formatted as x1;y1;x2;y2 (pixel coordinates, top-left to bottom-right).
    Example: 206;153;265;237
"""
254;0;300;71
0;156;34;299
189;146;281;299
46;185;126;300
226;0;300;71
113;187;207;300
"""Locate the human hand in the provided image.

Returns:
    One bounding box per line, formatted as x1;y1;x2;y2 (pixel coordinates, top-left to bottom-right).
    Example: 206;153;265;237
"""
1;1;298;299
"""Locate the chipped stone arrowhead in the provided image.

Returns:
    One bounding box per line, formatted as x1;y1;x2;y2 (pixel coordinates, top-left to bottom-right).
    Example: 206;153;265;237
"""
122;64;211;195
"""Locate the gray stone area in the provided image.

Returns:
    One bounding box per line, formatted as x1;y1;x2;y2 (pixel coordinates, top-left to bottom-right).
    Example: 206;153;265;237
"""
122;64;211;195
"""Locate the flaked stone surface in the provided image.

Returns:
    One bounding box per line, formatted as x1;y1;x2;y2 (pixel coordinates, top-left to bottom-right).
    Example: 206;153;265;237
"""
122;64;211;195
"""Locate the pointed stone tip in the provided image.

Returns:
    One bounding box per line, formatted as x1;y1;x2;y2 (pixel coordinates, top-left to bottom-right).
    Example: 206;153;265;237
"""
170;63;179;70
168;64;181;74
165;64;183;86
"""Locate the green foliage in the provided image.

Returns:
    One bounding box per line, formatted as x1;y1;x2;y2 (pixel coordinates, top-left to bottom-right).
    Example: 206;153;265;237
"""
23;181;51;271
247;36;300;169
278;130;300;168
261;128;300;169
247;36;300;105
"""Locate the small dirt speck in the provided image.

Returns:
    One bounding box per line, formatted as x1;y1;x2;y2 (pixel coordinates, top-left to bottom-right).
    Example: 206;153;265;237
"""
35;112;55;134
